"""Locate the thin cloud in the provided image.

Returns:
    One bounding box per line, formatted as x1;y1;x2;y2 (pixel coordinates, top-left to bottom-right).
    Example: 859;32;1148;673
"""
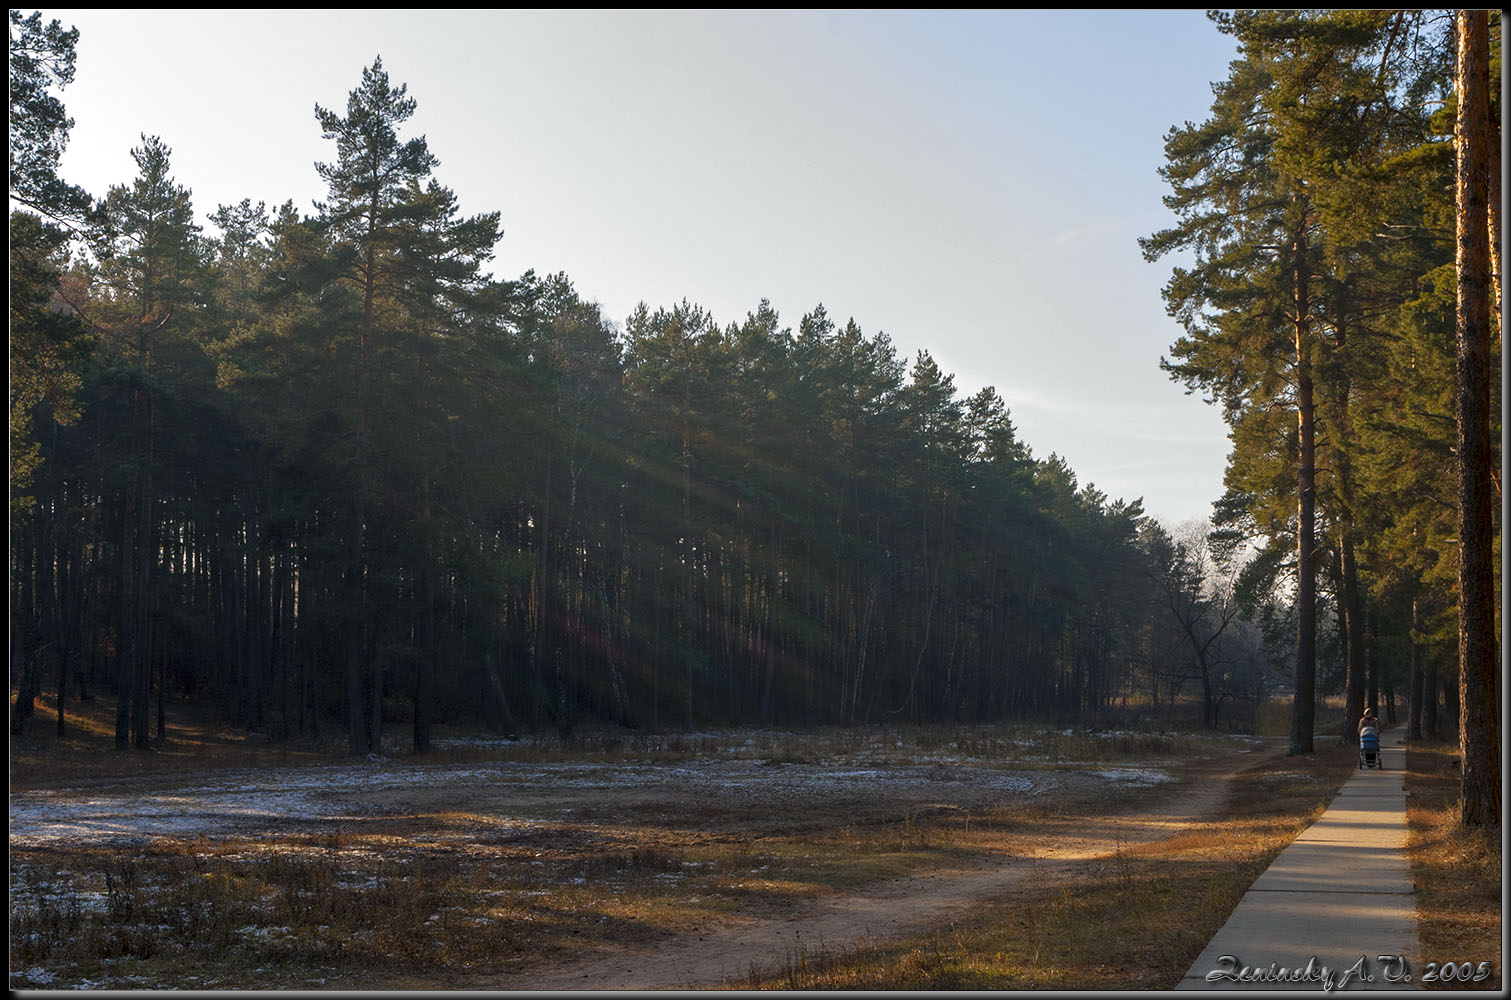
1047;218;1128;249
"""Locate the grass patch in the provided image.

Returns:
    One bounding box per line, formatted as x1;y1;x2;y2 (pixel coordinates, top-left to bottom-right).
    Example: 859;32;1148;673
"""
1405;740;1502;992
739;743;1358;991
1252;696;1292;738
9;836;686;989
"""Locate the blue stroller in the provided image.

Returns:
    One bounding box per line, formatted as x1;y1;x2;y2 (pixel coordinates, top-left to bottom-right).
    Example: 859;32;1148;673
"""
1359;725;1382;769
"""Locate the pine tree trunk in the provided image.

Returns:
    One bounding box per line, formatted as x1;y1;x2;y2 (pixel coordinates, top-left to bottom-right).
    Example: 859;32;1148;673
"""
116;393;141;750
345;500;367;755
1366;613;1379;713
156;646;166;742
56;514;70;737
533;452;552;734
1407;594;1424;741
57;491;84;734
346;185;381;756
369;650;384;756
272;546;288;740
1488;90;1502;334
1453;9;1499;827
682;415;693;732
414;483;434;754
761;521;778;727
1289;215;1317;756
1329;309;1366;747
1423;656;1440;740
67;507;89;706
131;388;153;749
1340;531;1364;744
12;529;38;735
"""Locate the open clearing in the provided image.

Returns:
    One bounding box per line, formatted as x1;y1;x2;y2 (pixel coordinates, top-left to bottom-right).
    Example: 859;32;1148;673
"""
10;722;1284;990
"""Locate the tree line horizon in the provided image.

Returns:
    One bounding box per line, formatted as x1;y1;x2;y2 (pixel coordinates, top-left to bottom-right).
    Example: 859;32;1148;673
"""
8;11;1500;823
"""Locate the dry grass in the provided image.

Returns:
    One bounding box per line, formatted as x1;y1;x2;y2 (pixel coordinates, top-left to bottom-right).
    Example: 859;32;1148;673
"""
1253;696;1292;738
9;691;1300;990
738;743;1359;990
1404;740;1503;992
10;828;773;988
6;793;1070;990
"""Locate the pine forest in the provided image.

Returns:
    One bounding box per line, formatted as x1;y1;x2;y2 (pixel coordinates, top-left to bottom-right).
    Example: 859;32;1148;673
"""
9;10;1500;819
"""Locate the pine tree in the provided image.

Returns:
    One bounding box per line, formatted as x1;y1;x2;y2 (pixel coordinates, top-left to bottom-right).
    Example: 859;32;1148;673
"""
88;135;208;747
1142;26;1326;754
8;9;90;221
1452;9;1499;828
310;57;502;754
8;9;93;519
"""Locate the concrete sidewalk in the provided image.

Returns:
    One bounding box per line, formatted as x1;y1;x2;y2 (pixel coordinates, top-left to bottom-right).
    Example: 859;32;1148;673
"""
1178;730;1419;992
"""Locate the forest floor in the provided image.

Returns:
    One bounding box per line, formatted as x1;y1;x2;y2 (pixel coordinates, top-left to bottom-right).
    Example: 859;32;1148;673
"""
10;695;1352;991
1404;740;1503;992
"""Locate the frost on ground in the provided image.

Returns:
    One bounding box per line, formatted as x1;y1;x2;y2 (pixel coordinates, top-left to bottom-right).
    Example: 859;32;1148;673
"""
1091;767;1177;785
10;731;1177;849
12;759;1040;848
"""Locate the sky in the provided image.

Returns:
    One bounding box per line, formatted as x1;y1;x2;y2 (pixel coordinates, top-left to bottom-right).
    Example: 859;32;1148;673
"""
40;9;1244;526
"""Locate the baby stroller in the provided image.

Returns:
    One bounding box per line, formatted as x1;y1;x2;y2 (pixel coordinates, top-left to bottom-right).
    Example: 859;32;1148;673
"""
1359;724;1382;769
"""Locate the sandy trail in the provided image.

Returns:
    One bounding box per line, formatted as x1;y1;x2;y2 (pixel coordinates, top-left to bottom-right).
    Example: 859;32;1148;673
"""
491;739;1287;990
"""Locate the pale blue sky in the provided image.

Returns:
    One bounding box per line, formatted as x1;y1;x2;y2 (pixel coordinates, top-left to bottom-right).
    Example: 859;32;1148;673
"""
43;9;1241;525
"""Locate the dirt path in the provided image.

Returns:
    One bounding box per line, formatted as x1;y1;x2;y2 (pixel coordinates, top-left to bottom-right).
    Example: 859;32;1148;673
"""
489;738;1288;990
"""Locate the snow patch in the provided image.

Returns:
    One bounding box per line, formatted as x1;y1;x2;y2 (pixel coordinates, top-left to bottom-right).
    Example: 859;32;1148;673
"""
1093;767;1175;785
